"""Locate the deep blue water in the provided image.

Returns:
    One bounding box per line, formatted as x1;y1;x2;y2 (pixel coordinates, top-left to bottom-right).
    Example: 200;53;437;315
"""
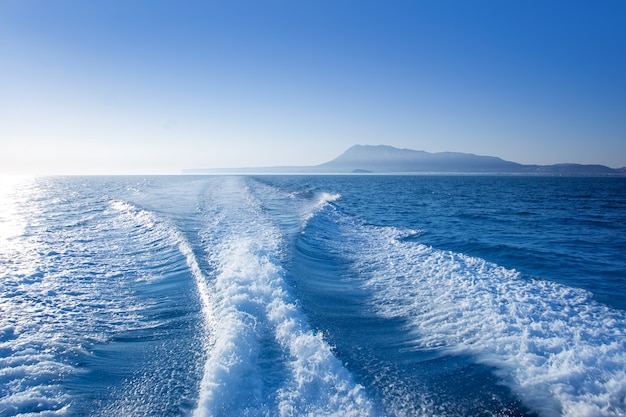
1;175;625;417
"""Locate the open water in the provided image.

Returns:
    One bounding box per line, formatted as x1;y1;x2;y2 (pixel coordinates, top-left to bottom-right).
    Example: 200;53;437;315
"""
1;175;625;417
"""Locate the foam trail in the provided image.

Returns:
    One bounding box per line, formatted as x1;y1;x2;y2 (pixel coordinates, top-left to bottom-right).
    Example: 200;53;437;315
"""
0;180;209;417
0;188;166;416
244;177;341;233
193;177;373;417
301;192;342;227
316;205;626;417
108;198;213;337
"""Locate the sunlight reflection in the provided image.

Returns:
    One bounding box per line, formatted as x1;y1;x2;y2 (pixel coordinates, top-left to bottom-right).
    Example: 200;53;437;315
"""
0;176;35;246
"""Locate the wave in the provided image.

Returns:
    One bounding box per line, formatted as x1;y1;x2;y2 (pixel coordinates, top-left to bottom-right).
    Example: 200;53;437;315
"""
6;176;622;416
193;177;373;416
0;184;206;416
101;199;208;416
301;192;342;227
308;204;626;417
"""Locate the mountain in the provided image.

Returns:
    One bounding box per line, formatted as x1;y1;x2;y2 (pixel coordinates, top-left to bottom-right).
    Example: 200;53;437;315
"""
317;145;523;173
183;145;625;175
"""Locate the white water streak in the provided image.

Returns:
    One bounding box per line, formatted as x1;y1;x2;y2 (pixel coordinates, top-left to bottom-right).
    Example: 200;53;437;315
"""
341;216;626;417
193;178;372;417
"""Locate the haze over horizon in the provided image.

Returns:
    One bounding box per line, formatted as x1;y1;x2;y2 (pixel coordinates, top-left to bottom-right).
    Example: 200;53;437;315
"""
2;1;625;175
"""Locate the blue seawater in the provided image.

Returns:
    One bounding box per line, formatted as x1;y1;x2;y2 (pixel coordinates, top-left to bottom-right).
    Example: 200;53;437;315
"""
0;175;624;417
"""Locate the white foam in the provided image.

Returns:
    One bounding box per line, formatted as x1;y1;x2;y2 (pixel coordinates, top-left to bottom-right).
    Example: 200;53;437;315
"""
0;188;207;416
318;192;342;204
193;177;372;417
329;210;626;417
300;192;342;226
244;179;342;234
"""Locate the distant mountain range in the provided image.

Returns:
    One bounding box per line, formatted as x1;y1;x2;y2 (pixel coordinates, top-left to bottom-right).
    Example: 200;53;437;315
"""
185;145;626;176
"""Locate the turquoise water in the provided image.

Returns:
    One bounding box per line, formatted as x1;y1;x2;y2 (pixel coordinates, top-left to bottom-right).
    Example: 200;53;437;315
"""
1;175;624;416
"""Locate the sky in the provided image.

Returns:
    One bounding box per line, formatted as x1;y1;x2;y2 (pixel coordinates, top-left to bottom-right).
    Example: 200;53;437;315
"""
1;1;625;175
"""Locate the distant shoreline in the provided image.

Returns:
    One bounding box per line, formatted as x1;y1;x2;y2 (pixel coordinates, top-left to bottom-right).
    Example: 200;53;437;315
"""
184;144;626;177
182;170;626;177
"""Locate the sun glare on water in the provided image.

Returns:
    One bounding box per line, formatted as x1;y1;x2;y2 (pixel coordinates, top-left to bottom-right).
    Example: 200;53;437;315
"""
0;176;35;247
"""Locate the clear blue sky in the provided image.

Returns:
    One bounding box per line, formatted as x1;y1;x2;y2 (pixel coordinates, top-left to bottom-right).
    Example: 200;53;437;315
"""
1;1;625;174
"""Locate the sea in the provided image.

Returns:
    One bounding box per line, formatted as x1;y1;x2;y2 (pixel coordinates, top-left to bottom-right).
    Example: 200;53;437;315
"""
1;174;625;417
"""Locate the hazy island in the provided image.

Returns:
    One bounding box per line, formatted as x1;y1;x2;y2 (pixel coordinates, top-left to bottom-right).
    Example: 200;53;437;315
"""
184;145;626;176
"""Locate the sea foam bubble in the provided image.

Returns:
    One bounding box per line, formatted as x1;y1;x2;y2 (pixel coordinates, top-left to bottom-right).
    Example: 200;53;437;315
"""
193;177;373;417
335;212;626;417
